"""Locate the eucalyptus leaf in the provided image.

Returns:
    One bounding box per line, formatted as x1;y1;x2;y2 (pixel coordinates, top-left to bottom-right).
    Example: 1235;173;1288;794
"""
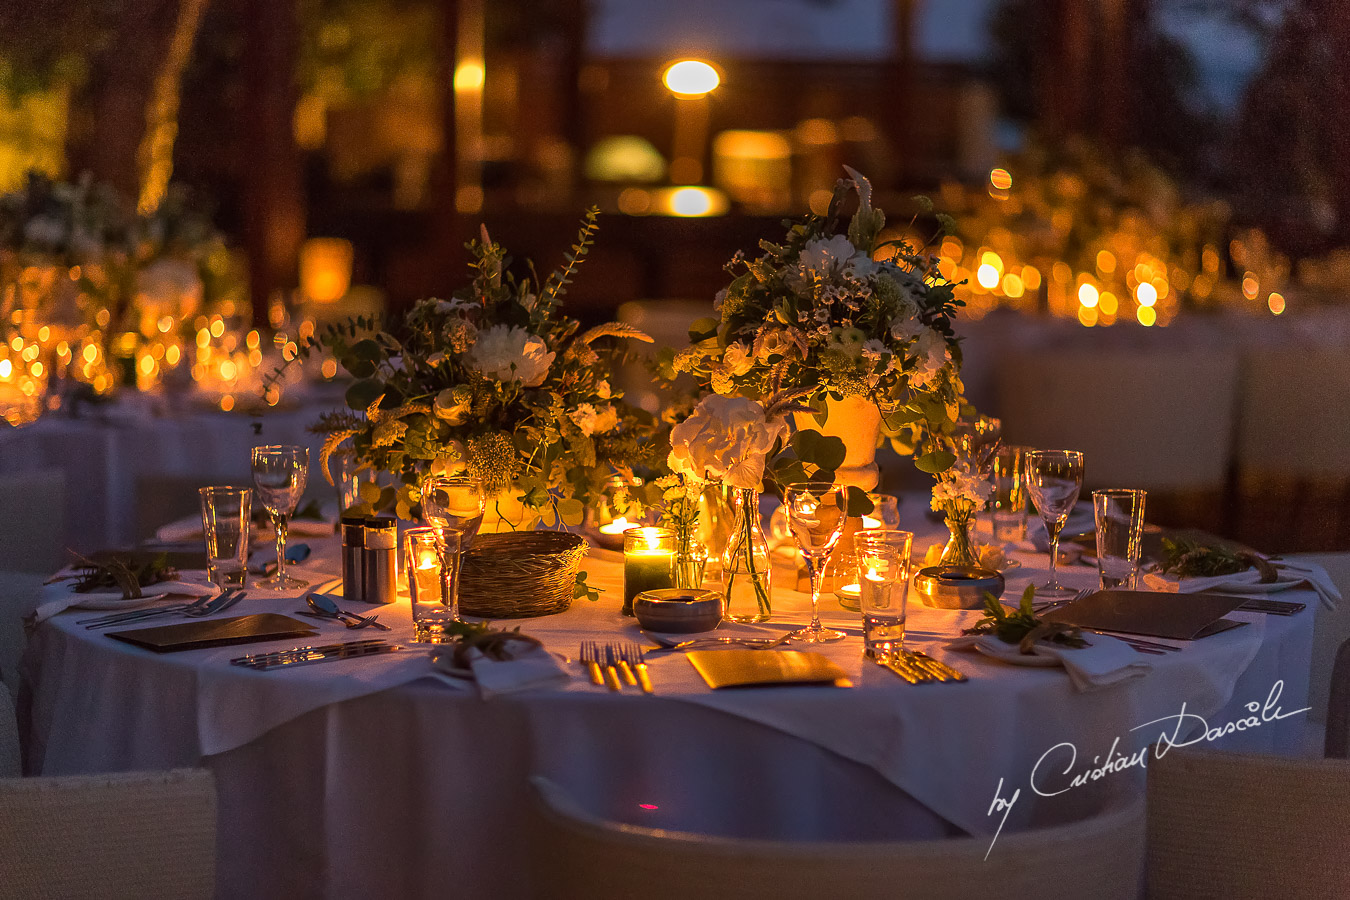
914;450;957;474
845;486;873;518
345;379;383;411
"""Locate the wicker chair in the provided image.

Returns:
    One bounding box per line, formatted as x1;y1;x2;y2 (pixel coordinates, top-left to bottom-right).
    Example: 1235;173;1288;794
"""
1147;746;1350;899
0;769;217;899
528;776;1145;900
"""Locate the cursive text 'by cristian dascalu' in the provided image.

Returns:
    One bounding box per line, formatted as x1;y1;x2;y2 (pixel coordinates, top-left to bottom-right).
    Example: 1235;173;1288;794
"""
983;680;1309;859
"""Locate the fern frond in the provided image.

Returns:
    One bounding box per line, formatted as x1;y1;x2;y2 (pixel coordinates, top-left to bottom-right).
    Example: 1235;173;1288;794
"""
580;322;653;344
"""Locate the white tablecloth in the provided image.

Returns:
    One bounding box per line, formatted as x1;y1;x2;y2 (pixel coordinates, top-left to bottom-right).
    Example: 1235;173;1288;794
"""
19;513;1316;899
0;389;343;551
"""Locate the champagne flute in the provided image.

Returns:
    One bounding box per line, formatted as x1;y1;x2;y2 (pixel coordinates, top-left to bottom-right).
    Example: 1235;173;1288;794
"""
420;475;487;624
1024;449;1085;600
250;445;310;590
785;482;849;643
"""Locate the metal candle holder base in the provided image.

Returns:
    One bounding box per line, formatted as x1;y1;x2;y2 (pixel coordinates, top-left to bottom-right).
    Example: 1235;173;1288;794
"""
913;565;1005;610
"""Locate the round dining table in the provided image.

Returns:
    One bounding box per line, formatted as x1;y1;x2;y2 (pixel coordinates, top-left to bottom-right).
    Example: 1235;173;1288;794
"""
18;504;1318;899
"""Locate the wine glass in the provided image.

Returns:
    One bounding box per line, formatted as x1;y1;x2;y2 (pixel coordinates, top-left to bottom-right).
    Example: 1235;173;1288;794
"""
420;475;487;624
784;482;849;643
250;445;310;590
1024;449;1085;600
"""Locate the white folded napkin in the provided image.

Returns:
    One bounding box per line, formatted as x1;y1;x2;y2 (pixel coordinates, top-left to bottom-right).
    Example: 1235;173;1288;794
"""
154;514;334;543
947;633;1152;692
1143;558;1341;610
30;577;219;624
430;644;571;699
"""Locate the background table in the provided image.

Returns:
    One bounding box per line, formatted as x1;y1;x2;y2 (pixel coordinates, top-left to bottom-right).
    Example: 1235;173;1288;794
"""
18;506;1317;899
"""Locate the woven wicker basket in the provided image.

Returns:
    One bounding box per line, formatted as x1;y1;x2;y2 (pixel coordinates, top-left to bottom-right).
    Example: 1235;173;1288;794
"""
458;531;588;618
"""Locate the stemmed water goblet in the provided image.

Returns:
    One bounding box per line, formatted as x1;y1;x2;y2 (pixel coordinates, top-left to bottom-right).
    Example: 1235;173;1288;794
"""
250;445;310;590
784;482;849;643
420;475;487;624
1024;449;1085;601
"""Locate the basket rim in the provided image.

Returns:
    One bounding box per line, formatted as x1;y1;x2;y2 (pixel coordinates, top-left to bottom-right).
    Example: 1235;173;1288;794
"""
467;531;587;557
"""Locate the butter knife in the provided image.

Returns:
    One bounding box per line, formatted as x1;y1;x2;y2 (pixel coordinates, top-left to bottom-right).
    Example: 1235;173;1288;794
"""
231;638;392;670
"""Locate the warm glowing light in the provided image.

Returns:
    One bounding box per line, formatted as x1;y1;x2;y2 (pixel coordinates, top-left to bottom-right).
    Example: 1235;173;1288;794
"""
599;516;633;536
1099;291;1119;316
663;60;720;97
1078;283;1100;308
220;394;235;412
1052;262;1072;284
1022;266;1041;290
976;264;1000;289
1242;274;1259;300
862;516;882;529
1002;273;1024;298
37;326;49;342
210;319;225;338
666;186;726;217
166;345;181;365
29;361;42;378
1138;306;1157;327
138;355;155;375
196;329;210;348
1096;250;1116;274
989;168;1012;191
0;360;11;379
219;360;237;380
1136;282;1158;307
9;337;20;352
83;344;98;363
979;251;1003;273
246;330;260;350
1268;292;1286;315
157;315;174;333
1078;305;1098;327
96;308;111;327
300;238;355;303
453;62;485;92
321;358;338;379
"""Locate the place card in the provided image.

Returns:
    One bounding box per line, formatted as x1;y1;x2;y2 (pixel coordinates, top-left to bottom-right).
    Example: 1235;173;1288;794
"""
1042;590;1249;641
686;649;852;689
107;614;318;653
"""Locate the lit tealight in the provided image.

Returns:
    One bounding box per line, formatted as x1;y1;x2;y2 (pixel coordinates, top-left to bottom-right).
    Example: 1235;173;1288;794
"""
599;516;633;536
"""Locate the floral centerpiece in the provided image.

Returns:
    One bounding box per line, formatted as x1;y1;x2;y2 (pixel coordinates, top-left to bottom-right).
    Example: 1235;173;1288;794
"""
669;167;967;485
301;211;663;527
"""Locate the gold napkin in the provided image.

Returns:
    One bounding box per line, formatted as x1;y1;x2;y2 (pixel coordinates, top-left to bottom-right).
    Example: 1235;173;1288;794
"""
686;649;852;689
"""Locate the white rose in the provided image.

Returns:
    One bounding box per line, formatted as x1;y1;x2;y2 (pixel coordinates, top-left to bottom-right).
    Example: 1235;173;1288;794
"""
433;388;471;424
667;395;786;491
844;252;878;279
799;234;856;275
723;342;754;376
753;328;802;362
466;324;555;387
570;403;620;436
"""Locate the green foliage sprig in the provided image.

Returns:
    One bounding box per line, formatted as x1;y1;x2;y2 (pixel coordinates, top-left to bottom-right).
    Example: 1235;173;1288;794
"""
963;585;1088;653
72;552;178;599
1158;537;1277;582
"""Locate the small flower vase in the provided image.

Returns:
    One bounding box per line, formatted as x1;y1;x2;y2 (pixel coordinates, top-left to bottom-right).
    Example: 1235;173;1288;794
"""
940;509;980;568
674;536;709;590
721;488;772;622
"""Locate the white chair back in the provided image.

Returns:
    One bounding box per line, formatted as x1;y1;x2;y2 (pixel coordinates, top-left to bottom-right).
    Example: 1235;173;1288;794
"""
996;348;1239;491
1147;747;1350;899
0;768;217;899
529;775;1144;900
0;469;65;573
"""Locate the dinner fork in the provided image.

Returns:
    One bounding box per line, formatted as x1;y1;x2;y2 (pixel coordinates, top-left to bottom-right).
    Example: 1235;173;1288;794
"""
621;644;654;694
579;641;604;686
606;643;638;686
80;591;222;628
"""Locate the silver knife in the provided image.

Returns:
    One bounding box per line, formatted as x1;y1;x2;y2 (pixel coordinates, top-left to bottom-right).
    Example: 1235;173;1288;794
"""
231;639;399;670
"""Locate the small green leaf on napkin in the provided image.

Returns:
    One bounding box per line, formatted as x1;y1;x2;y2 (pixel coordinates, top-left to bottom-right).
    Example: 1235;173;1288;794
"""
962;585;1087;653
72;552;178;599
1158;537;1278;582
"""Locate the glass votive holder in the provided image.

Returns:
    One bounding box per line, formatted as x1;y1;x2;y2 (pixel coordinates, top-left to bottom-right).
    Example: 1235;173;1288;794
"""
623;526;675;616
404;526;452;643
855;530;914;657
863;493;900;530
991;444;1030;542
833;547;864;611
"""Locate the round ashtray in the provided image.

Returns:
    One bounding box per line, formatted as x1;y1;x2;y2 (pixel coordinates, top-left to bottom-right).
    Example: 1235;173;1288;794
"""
913;565;1005;610
632;588;724;633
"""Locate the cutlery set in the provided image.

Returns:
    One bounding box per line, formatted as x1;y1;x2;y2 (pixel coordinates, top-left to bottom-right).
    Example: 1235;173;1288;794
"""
580;641;653;694
79;588;247;629
231;638;404;670
868;649;969;684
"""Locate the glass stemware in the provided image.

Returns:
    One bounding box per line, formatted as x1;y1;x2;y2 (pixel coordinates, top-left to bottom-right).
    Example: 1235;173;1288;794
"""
1024;449;1086;600
420;475;487;624
784;482;849;643
250;445;310;590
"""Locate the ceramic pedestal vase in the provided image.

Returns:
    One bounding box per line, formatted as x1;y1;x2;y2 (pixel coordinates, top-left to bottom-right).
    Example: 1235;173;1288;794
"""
792;395;882;594
791;395;883;492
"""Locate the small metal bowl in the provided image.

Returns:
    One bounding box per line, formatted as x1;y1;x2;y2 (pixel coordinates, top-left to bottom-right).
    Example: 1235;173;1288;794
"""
632;588;724;633
913;565;1005;610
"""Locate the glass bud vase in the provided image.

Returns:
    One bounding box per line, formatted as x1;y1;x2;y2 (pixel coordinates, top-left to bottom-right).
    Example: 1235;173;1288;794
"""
940;509;980;568
721;488;772;622
674;536;709;590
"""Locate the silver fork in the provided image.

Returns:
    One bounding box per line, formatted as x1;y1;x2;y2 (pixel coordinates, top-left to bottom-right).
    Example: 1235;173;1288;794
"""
182;589;245;617
81;591;223;628
579;641;604;686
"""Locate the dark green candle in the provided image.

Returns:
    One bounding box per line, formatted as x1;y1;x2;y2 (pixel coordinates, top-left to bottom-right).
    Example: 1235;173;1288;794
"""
623;527;675;616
